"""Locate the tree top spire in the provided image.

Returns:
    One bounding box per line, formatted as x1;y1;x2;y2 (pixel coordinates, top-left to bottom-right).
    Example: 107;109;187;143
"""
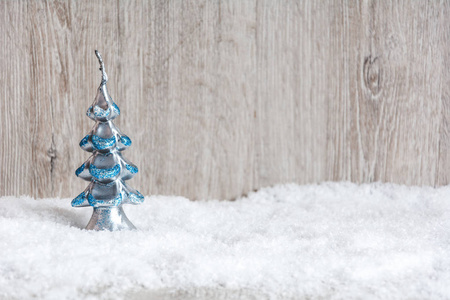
95;50;108;84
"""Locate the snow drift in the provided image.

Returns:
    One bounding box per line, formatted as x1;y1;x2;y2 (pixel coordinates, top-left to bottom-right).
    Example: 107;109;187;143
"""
1;182;449;299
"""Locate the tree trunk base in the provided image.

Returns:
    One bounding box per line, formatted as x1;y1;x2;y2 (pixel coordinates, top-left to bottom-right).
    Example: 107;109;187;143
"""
85;206;136;231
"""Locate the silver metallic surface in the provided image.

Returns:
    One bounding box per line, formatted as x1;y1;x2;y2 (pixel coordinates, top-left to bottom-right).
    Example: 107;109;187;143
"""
72;50;144;231
86;207;136;231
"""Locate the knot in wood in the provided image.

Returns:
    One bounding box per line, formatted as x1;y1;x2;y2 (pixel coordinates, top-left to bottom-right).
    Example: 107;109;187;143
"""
47;145;57;159
363;55;383;97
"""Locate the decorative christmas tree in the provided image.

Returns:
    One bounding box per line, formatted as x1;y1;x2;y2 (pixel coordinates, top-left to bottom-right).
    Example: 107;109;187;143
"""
72;50;144;231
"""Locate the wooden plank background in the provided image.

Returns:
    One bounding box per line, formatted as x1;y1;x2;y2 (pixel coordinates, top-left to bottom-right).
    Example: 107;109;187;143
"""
1;1;449;200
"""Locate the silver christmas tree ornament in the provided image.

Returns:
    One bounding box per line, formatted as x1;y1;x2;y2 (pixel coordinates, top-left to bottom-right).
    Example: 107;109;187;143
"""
72;50;144;231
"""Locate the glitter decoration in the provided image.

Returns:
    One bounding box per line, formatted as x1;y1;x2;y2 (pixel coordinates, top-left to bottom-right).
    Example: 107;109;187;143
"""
128;191;144;204
93;105;111;118
125;164;138;174
79;135;90;147
112;103;120;115
72;50;144;231
89;164;121;180
71;192;87;207
91;135;116;150
120;136;131;147
86;106;95;120
88;193;123;207
75;163;85;177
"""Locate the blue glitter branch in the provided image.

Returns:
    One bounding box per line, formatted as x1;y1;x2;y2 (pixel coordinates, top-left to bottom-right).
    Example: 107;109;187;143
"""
92;135;116;150
89;164;121;180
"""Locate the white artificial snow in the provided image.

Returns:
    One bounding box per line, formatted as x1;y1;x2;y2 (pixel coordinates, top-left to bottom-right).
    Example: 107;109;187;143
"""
1;182;450;299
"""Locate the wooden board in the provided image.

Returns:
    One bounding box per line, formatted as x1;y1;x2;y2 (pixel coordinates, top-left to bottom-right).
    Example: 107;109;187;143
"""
1;1;449;200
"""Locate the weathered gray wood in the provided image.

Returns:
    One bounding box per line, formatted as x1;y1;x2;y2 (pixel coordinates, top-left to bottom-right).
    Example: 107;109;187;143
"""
0;1;449;200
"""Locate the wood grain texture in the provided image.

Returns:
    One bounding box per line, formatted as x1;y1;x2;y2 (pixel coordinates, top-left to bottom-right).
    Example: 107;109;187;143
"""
0;0;449;200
